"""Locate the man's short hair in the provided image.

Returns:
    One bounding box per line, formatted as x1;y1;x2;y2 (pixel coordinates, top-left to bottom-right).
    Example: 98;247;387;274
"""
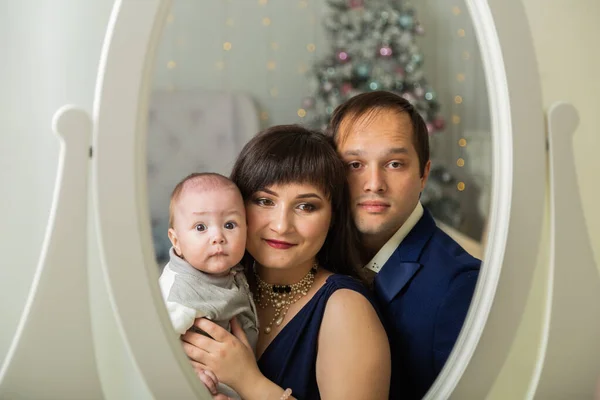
327;90;430;177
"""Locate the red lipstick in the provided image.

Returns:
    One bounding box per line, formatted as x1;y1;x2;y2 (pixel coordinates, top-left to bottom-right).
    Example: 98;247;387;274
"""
264;239;295;249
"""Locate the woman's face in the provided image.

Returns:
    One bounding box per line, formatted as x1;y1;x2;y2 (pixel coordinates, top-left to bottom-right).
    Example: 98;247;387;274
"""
245;182;332;274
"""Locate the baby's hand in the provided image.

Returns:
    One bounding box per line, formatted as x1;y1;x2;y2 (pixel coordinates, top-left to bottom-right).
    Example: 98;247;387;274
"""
197;368;219;396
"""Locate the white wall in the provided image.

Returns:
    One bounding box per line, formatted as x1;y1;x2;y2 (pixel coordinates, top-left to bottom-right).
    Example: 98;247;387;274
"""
152;0;329;128
0;0;110;361
414;0;492;232
0;1;151;398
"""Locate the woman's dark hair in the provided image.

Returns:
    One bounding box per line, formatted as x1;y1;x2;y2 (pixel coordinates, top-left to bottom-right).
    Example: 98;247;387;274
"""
230;124;363;280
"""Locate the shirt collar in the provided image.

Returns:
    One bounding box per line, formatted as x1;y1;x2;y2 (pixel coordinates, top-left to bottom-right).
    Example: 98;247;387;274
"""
364;202;424;273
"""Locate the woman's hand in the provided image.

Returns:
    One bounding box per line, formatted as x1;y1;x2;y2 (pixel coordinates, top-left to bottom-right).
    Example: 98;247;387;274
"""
181;317;262;394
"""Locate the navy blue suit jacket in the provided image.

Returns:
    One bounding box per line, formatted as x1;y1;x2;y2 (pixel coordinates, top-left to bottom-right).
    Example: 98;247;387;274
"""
373;208;480;400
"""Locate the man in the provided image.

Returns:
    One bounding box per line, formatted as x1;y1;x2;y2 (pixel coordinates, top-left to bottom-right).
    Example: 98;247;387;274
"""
328;91;480;399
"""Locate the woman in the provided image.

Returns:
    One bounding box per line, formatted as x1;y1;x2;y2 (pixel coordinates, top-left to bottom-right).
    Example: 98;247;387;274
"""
181;125;390;399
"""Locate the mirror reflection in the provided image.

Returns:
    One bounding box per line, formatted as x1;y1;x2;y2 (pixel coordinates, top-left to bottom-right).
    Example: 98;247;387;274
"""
146;0;491;398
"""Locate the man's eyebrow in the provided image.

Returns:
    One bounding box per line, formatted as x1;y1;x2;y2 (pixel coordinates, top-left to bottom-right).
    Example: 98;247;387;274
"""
341;147;409;157
341;149;364;157
387;147;409;155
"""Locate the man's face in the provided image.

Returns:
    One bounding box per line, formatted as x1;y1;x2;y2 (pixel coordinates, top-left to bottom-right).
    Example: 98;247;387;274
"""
336;109;430;247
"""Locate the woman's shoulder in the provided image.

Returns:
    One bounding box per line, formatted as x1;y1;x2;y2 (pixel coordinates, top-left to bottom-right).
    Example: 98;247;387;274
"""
318;275;388;354
320;273;377;307
324;273;370;293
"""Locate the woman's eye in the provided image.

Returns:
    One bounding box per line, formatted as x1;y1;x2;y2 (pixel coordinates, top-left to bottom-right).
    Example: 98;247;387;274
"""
298;203;316;212
195;224;207;232
348;162;361;169
255;198;274;206
224;221;237;230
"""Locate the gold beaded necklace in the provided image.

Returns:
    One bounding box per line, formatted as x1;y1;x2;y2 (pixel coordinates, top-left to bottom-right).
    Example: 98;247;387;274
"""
253;261;318;334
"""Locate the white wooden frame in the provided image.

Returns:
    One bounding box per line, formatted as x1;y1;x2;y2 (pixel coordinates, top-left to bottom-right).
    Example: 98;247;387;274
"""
3;0;599;399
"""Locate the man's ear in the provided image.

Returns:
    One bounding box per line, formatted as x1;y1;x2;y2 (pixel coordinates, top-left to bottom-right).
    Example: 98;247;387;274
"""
168;228;181;256
420;160;432;191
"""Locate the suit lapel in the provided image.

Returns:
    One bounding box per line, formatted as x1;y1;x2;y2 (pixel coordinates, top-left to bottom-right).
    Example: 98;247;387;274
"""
374;256;421;304
373;209;437;304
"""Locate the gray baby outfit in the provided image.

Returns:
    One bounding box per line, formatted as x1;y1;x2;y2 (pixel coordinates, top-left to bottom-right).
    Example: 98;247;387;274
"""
158;247;258;398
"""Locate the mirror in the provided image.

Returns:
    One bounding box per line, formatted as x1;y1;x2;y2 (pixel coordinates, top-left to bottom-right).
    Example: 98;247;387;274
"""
145;0;492;396
91;0;546;398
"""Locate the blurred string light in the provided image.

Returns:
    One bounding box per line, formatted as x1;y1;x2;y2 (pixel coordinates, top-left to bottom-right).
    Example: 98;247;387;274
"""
263;0;278;102
298;1;318;120
452;5;470;192
219;0;233;91
165;11;177;92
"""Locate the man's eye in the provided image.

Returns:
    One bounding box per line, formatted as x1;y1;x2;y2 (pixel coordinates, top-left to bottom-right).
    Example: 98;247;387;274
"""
195;224;207;232
389;161;403;168
224;221;237;230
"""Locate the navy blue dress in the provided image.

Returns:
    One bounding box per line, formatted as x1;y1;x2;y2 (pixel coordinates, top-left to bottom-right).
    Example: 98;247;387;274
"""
257;274;379;400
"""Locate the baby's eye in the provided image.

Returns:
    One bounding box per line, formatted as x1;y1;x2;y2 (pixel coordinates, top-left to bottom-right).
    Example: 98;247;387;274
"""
195;224;207;232
224;221;237;230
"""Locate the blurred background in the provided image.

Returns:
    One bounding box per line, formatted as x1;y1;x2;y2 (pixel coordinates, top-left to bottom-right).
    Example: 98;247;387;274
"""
147;0;492;263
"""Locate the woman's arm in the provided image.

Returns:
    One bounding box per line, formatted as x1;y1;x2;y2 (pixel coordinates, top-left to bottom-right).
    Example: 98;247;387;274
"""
181;318;296;400
316;289;391;400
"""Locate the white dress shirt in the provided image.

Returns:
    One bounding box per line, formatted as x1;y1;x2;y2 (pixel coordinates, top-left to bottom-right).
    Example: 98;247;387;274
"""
364;202;424;274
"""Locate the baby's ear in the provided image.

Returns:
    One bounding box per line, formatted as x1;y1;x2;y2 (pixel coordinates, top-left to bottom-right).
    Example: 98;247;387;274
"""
168;228;180;255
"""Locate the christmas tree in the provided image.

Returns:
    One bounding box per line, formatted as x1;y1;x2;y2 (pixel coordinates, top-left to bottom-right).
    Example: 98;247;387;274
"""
303;0;463;229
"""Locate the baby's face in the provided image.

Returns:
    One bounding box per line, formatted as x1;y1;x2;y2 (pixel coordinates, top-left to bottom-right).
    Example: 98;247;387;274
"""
170;187;247;275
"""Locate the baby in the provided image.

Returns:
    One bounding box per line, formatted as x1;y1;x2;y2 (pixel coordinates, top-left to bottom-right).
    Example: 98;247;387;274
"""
158;172;258;399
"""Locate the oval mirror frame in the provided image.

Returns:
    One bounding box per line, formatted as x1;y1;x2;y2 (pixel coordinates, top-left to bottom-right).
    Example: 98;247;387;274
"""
91;0;545;398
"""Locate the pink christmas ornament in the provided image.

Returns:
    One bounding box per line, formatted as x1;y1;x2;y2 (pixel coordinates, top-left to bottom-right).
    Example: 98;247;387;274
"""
341;82;354;95
302;96;315;109
433;117;445;130
337;50;349;62
401;92;415;102
348;0;364;9
379;46;393;57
